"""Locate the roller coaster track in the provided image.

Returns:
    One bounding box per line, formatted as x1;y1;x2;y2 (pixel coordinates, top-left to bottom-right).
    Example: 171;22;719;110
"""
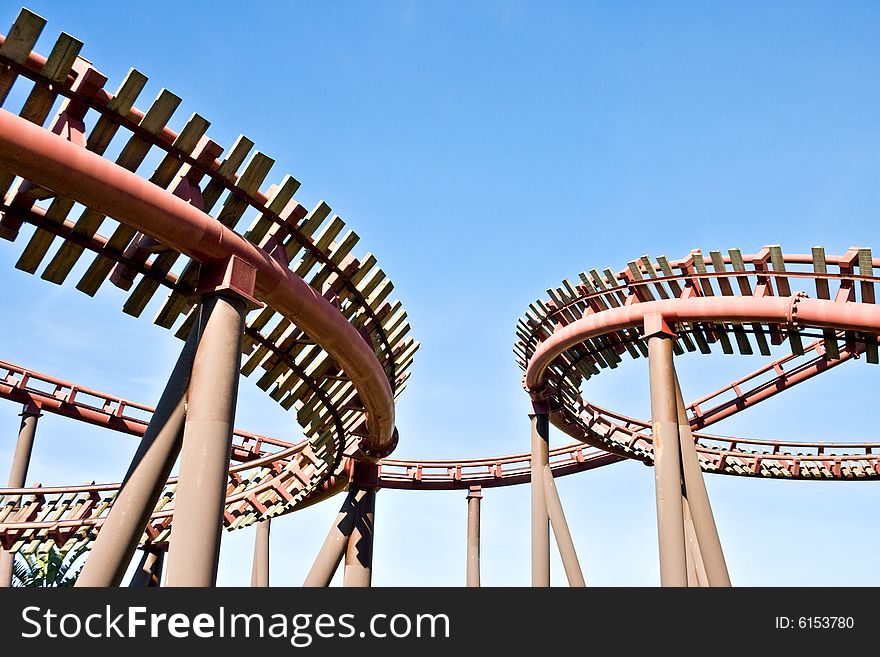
0;8;876;589
3;325;878;557
0;7;418;565
516;245;880;477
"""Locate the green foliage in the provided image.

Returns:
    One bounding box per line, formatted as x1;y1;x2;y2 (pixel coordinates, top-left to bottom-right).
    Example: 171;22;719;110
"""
11;545;88;588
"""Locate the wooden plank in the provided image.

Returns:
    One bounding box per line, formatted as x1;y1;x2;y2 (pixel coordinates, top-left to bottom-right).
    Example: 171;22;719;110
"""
296;216;345;279
41;88;180;285
14;197;76;272
155;145;282;328
199;135;255;212
0;8;46;104
122;138;223;318
691;252;733;354
811;246;830;299
768;245;791;297
812;246;840;360
730;248;770;356
602;268;628;306
242;319;293;376
214;152;275;228
857;247;877;364
640;255;670;299
76;112;209;296
655;256;683;297
19;33;82;124
767;246;802;355
284;200;332;262
309;230;360;291
87;69;150;153
0;12;56;198
15;71;147;271
243;174;300;245
710;250;752;355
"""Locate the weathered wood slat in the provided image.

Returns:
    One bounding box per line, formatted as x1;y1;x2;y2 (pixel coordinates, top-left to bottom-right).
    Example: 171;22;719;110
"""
691;252;733;354
730;248;770;355
151;136;258;328
18;33;82;124
41;88;180;285
243;174;300;245
768;245;791;297
857;247;877;364
76;112;209;296
14;70;146;269
709;250;752;355
295;215;345;279
199;134;254;212
214;152;275;228
0;8;46;104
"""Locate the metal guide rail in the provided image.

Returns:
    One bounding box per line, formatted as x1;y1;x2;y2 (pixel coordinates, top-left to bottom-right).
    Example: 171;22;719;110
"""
3;346;878;558
0;358;359;555
516;245;880;479
0;5;419;549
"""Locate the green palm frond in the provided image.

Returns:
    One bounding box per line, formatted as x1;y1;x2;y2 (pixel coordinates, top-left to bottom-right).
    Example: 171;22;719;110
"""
11;544;90;587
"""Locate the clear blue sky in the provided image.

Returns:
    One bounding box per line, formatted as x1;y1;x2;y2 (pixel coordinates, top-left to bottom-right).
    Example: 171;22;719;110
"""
1;1;879;585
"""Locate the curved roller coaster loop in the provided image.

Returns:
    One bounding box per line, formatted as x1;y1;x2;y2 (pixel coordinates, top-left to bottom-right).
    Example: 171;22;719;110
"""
0;7;876;589
0;7;416;588
515;244;880;586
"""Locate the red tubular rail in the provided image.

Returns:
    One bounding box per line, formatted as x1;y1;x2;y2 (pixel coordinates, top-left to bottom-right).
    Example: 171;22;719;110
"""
525;295;880;391
0;108;395;460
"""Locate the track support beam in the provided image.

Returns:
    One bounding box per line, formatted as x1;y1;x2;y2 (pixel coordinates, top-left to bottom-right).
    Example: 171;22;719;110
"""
530;402;550;587
165;290;247;587
128;546;166;587
343;464;378;587
0;403;41;587
675;374;731;587
250;518;271;587
646;318;688;587
76;321;199;587
466;486;481;587
304;488;364;587
543;466;586;587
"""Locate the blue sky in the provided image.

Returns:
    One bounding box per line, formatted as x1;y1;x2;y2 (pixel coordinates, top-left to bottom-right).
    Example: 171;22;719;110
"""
1;0;879;585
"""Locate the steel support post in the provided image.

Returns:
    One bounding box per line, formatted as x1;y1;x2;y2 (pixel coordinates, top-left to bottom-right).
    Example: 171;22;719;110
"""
646;319;688;587
674;373;732;587
128;546;166;587
76;322;199;587
530;403;550;587
0;403;41;587
682;498;708;587
304;488;364;587
343;483;376;588
165;292;247;587
543;466;586;587
466;486;482;587
250;518;271;587
341;462;379;588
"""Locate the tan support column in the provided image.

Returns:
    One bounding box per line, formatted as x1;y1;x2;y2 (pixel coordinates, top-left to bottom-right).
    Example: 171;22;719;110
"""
674;373;731;587
165;290;247;587
682;498;708;587
530;401;550;587
0;403;41;587
543;466;586;587
466;486;481;587
250;518;271;587
77;323;199;587
645;314;688;587
128;545;166;587
304;488;364;587
343;464;378;587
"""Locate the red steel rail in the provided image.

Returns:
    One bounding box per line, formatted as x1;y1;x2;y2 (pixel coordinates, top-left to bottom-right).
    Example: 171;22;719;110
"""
517;246;880;477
